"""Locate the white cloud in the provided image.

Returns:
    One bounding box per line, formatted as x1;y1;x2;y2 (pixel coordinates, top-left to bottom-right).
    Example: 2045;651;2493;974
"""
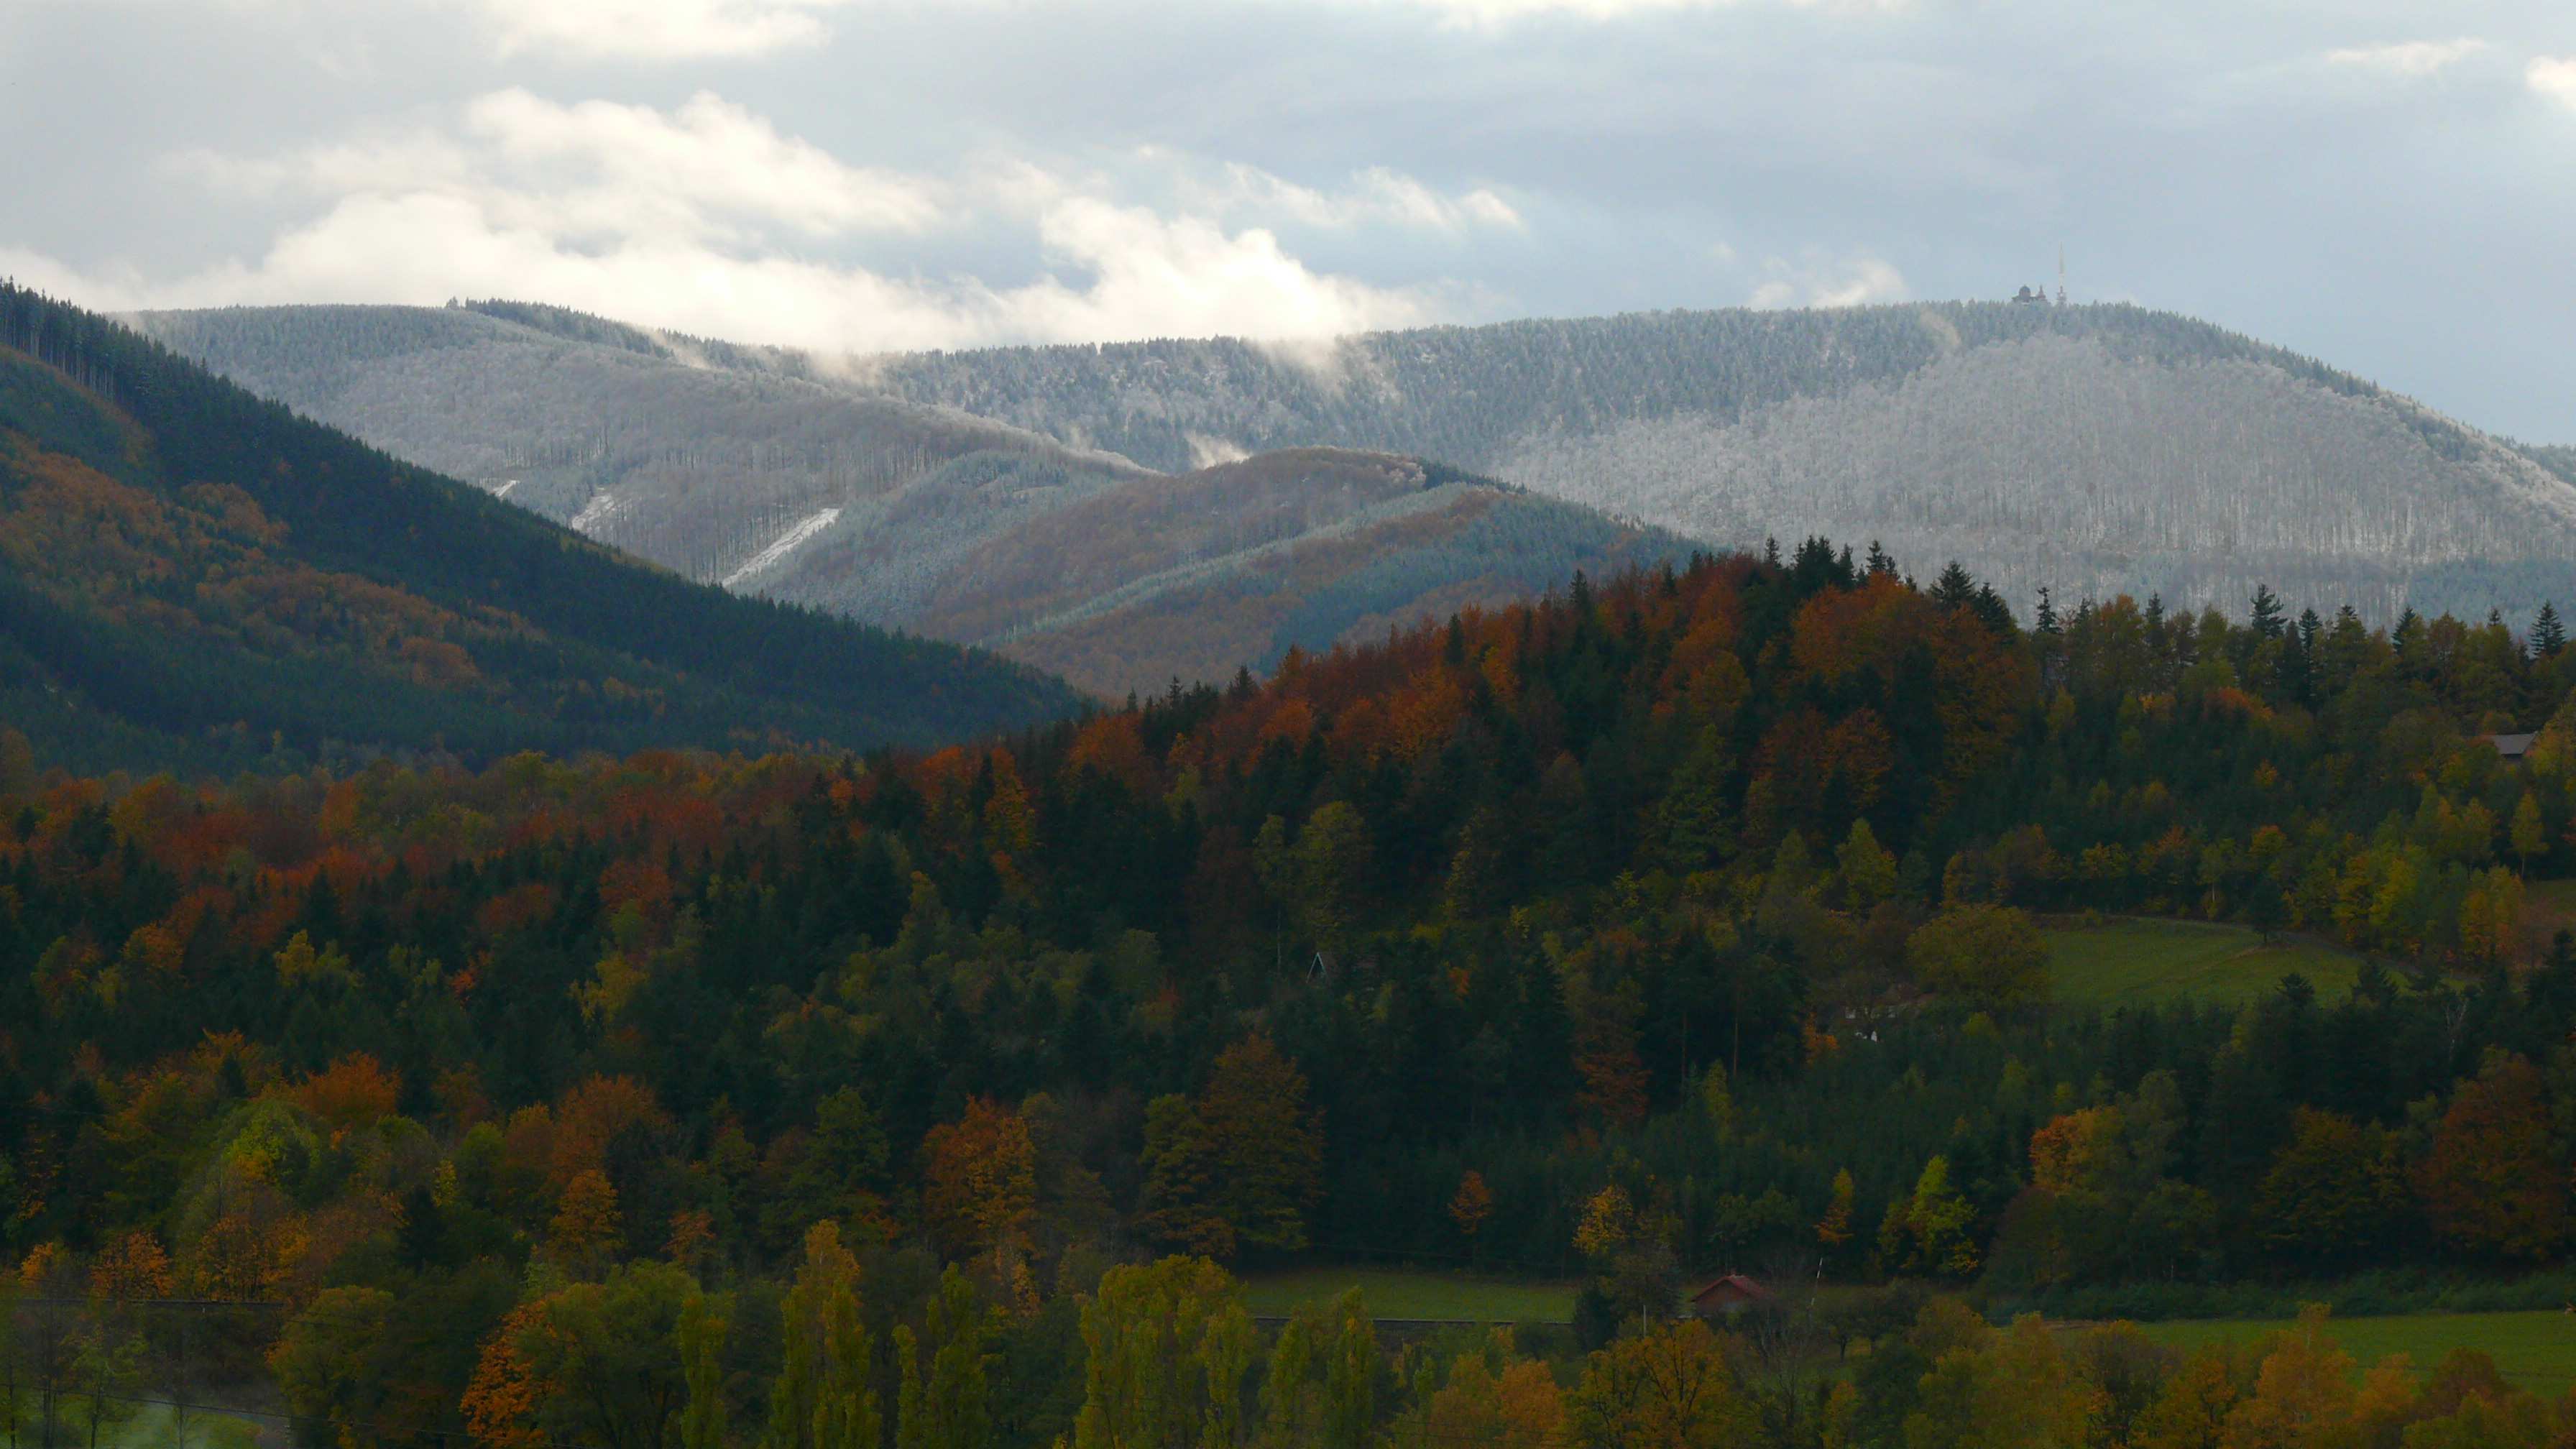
179;91;939;244
1372;0;1908;24
1198;161;1524;232
1749;252;1908;309
2322;37;2486;76
31;90;1453;354
12;0;867;60
1187;433;1254;469
21;0;1917;65
463;90;940;238
0;248;137;308
37;0;1917;39
461;0;857;60
2532;56;2576;113
1005;198;1438;343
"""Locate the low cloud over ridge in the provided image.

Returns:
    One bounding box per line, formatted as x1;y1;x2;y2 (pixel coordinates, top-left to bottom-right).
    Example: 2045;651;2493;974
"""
12;90;1524;355
2322;38;2488;77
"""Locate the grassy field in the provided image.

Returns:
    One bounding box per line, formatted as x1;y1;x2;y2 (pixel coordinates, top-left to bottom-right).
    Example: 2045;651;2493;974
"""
1241;1269;1578;1323
2046;919;2363;1008
87;1402;267;1449
2521;879;2576;952
2134;1312;2576;1392
2524;878;2576;914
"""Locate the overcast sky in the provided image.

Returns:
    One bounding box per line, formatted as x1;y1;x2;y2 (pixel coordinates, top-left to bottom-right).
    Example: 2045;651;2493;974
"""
3;0;2569;440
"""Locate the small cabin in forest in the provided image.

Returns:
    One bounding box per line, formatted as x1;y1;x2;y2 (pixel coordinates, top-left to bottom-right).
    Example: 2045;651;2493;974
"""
2486;732;2537;763
1688;1274;1775;1318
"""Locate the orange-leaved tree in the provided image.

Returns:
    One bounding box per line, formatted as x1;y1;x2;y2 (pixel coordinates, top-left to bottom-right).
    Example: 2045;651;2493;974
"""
1422;1338;1565;1449
1568;1318;1757;1449
920;1097;1038;1264
464;1262;700;1449
1449;1171;1494;1244
921;1096;1039;1307
2413;1055;2567;1261
292;1053;400;1134
1138;1034;1322;1260
547;1169;622;1279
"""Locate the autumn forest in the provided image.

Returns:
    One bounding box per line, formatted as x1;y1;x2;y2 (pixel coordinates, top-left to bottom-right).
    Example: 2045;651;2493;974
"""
15;514;2576;1446
13;288;2576;1449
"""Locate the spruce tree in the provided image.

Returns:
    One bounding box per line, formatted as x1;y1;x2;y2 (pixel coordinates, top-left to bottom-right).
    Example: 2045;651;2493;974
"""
1972;585;2017;636
2250;584;2286;639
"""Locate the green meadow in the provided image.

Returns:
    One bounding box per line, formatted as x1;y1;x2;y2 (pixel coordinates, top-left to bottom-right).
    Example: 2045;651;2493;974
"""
2047;918;2365;1008
2135;1312;2576;1394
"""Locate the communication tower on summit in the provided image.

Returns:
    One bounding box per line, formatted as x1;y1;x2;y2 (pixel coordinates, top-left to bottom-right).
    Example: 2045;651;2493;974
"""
2010;251;2072;305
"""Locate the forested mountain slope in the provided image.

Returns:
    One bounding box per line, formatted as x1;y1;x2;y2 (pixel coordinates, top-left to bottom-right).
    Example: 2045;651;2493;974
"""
0;287;1080;773
742;446;1690;697
124;301;1147;569
855;303;2576;623
131;303;1693;698
12;540;2576;1420
2524;441;2576;487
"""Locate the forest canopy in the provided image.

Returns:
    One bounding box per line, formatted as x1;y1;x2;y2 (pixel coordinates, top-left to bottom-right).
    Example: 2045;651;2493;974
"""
11;528;2576;1448
12;539;2576;1271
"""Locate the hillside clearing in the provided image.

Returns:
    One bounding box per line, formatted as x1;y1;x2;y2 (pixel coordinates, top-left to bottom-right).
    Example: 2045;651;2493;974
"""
2134;1312;2576;1393
2047;919;2363;1007
2520;878;2576;949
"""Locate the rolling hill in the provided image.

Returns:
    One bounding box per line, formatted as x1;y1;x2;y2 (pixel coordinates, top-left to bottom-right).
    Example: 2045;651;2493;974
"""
0;285;1081;774
129;303;1696;698
124;300;1153;567
852;303;2576;623
137;297;2576;667
750;445;1691;698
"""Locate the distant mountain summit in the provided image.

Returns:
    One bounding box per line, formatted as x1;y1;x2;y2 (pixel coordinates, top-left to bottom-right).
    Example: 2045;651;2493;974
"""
136;298;2576;661
851;302;2576;623
2;287;1079;774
